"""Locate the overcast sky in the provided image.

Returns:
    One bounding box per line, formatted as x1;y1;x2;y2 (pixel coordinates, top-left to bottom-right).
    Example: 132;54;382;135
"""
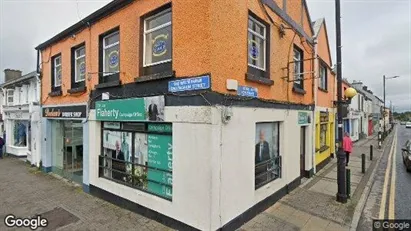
0;0;410;111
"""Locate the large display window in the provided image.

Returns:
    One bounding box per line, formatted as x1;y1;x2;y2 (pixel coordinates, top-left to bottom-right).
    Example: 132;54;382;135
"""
99;122;173;200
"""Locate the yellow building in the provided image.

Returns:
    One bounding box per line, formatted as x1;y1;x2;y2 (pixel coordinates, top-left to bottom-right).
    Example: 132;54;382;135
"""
312;18;337;171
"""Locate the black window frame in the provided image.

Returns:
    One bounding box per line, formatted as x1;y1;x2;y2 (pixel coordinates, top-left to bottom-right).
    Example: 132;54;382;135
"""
70;42;86;92
99;121;173;201
50;53;62;95
246;11;272;85
139;3;173;77
98;26;120;87
293;45;304;90
319;61;328;91
255;122;281;190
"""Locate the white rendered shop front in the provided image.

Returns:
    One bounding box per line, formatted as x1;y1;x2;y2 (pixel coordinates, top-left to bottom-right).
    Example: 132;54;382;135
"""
87;95;313;231
3;105;41;164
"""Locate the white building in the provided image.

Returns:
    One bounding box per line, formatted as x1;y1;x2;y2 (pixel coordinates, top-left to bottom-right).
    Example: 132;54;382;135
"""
1;69;41;166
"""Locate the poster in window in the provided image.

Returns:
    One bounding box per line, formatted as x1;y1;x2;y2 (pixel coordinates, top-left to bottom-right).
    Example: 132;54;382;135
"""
147;133;173;199
144;96;165;122
102;130;132;181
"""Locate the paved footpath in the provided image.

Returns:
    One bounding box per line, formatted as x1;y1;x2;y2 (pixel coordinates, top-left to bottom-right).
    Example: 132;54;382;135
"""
240;133;395;231
0;158;172;231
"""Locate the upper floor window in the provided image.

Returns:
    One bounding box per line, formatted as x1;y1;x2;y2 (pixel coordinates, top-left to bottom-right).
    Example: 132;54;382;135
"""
248;15;266;71
53;55;62;87
103;31;120;75
319;63;327;90
143;8;172;67
293;46;304;89
75;46;86;82
7;89;14;105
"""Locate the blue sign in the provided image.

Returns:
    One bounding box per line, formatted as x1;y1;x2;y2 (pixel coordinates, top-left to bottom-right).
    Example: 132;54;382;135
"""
79;63;86;75
168;75;210;93
250;46;259;59
109;52;119;68
153;40;166;55
238;86;258;98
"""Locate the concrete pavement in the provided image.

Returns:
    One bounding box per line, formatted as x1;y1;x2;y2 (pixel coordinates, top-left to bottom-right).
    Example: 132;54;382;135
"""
0;158;172;231
240;133;395;231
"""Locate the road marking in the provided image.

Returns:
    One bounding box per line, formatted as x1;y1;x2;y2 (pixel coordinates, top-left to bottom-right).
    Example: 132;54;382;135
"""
379;128;396;219
388;130;397;219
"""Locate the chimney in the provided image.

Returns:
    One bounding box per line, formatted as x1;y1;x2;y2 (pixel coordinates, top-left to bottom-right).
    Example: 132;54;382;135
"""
4;69;22;82
363;86;368;91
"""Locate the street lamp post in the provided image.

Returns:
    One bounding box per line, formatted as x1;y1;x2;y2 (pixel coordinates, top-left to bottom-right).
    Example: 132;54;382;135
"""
383;75;399;138
335;0;357;203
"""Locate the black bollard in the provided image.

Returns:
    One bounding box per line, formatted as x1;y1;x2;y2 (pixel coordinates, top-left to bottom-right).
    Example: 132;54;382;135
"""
362;153;366;173
370;145;373;161
346;168;351;199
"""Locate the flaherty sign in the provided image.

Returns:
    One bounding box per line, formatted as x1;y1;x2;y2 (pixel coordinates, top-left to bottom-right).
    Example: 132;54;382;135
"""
95;96;165;122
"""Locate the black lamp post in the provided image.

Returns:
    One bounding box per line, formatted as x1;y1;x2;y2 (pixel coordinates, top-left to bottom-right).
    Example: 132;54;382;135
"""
383;75;399;138
335;0;357;203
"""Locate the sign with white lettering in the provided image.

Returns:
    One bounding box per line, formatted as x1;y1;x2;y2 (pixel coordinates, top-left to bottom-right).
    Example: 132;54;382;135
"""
168;75;210;93
95;96;165;122
42;105;87;118
238;86;258;98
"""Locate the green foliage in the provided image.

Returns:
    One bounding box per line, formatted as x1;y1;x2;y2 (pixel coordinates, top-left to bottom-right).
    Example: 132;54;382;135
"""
394;111;411;121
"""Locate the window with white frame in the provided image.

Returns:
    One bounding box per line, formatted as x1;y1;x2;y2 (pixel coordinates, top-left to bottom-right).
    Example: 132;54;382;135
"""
248;15;266;71
144;8;172;67
293;46;304;89
75;46;86;82
53;55;62;87
103;31;120;75
7;89;14;105
319;63;327;90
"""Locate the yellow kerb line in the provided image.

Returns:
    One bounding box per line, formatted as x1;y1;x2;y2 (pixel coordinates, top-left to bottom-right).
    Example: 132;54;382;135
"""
388;130;397;219
379;128;396;219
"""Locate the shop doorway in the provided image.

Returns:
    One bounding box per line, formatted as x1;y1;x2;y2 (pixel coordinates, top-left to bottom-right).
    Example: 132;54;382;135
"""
300;126;306;178
51;120;83;184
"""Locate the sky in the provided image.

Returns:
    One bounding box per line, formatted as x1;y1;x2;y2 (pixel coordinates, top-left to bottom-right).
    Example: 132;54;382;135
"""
0;0;410;111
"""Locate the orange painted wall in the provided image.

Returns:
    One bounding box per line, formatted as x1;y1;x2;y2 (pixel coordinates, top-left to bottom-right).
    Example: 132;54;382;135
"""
208;0;314;105
316;22;336;108
40;0;314;106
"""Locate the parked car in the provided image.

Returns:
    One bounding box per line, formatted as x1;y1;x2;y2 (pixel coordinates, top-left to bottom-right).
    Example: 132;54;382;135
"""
401;121;406;125
406;122;411;128
402;140;411;172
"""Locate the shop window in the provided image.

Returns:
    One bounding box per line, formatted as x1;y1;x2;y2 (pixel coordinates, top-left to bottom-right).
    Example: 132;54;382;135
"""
7;89;14;105
12;121;28;147
141;6;172;76
319;63;327;90
99;122;173;200
99;28;120;84
320;124;327;148
53;55;62;87
255;122;281;189
293;46;304;89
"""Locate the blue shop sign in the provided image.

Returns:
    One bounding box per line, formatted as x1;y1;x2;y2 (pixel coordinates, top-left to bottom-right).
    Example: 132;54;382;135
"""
168;75;210;93
238;86;258;98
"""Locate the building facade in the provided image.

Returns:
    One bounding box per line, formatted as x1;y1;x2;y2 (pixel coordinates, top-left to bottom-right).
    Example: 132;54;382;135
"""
1;69;41;166
312;18;336;171
36;0;317;230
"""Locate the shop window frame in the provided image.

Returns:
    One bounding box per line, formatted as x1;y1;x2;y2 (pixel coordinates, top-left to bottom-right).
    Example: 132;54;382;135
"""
99;121;173;201
255;122;281;190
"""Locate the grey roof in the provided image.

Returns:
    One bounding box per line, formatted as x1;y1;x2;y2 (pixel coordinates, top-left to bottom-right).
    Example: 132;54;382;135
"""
1;71;37;88
312;18;324;39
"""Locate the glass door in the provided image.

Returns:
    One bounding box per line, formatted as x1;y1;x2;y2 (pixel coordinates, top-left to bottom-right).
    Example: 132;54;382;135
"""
51;120;64;176
63;121;83;184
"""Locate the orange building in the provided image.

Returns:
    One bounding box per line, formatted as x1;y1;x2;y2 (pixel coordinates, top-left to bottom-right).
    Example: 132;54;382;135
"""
36;0;317;230
312;18;337;171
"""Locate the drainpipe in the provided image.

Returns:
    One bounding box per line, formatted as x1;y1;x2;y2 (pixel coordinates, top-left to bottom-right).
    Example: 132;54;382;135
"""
312;38;318;174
